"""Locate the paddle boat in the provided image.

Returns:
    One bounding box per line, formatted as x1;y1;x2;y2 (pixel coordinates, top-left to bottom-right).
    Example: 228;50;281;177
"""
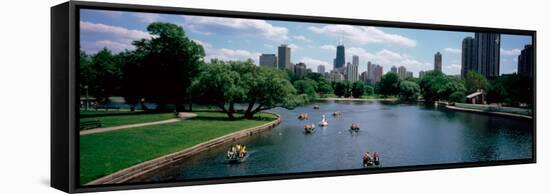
226;144;248;164
304;123;315;133
350;123;360;131
318;114;328;126
332;111;343;117
297;112;309;120
362;151;382;168
313;105;320;109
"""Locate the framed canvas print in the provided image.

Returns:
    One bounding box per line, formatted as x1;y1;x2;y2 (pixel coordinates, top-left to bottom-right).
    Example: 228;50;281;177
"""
51;1;536;193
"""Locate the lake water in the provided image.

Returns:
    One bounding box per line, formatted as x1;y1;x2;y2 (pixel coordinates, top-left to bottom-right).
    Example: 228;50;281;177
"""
136;100;533;182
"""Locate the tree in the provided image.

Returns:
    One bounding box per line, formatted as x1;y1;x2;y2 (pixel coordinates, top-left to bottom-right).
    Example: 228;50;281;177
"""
441;79;467;101
419;71;448;102
131;22;205;111
351;81;366;98
334;80;351;97
317;78;334;97
294;79;318;101
448;91;466;103
192;60;301;119
378;72;400;96
398;80;420;101
464;71;488;93
364;84;374;96
88;48;123;104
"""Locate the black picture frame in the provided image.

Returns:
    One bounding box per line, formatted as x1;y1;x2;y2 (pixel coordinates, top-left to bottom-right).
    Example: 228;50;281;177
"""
51;1;536;193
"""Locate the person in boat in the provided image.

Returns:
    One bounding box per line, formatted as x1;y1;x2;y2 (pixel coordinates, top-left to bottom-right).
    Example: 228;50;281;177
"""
363;152;373;167
239;146;247;158
373;152;380;165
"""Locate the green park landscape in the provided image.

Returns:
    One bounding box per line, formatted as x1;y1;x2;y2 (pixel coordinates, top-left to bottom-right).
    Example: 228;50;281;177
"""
79;22;533;185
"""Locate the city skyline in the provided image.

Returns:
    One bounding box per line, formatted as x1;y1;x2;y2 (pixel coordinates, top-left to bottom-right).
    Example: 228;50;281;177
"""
80;9;532;76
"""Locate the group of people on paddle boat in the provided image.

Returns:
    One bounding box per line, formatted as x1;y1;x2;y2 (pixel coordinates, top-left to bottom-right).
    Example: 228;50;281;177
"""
298;112;309;120
362;151;381;167
350;123;360;131
332;111;342;116
304;123;315;133
226;144;247;163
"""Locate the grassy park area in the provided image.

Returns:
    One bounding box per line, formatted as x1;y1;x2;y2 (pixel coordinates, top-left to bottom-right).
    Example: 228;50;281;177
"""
80;111;176;128
79;111;277;185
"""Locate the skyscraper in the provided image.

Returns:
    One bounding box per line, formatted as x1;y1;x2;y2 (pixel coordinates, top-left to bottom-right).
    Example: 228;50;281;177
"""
317;65;326;74
352;55;359;66
391;66;397;74
278;44;291;70
434;52;442;72
294;62;307;79
259;54;277;68
334;44;346;69
475;32;500;77
398;66;407;79
367;61;374;82
518;44;533;77
346;62;358;81
461;37;476;78
373;65;383;83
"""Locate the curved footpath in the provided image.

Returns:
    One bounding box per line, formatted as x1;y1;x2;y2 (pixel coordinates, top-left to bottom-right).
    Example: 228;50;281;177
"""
86;112;281;185
445;105;532;120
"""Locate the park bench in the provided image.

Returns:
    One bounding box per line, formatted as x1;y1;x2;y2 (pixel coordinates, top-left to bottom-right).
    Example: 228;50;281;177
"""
80;120;102;130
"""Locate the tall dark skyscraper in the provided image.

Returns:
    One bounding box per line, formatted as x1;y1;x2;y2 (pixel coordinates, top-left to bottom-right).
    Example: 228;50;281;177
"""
475;32;500;77
278;44;291;69
460;33;501;78
461;37;476;77
434;52;442;72
334;44;345;69
518;44;533;77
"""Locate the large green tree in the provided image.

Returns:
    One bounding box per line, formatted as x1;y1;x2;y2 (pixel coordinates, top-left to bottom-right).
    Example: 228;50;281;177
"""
398;80;420;101
334;80;351;97
191;60;300;119
294;79;318;101
464;71;488;93
88;48;123;104
378;72;400;96
131;22;205;111
351;81;366;98
419;71;448;102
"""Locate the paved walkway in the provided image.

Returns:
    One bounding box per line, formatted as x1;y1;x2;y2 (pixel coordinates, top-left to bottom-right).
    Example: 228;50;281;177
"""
80;112;198;135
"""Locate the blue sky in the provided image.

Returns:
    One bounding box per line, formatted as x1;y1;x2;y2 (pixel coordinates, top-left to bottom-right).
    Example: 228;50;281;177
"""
80;9;532;76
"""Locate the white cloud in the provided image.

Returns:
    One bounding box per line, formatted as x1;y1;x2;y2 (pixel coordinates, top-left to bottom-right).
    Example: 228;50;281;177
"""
293;35;311;42
445;63;461;70
81;40;135;53
133;13;162;23
80;21;152;53
308;25;416;47
182;16;288;40
320;44;336;51
299;57;330;67
444;48;461;54
287;43;300;50
80;21;151;40
501;48;521;56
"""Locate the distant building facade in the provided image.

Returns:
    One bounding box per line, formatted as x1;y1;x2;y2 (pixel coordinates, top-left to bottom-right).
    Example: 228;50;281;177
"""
259;54;277;68
373;65;383;83
460;33;501;78
398;66;407;79
278;44;292;69
391;66;397;74
327;70;345;81
346;62;359;81
475;32;501;78
434;52;442;72
517;44;533;77
317;65;326;74
461;37;476;78
352;55;359;66
334;44;346;69
294;62;307;79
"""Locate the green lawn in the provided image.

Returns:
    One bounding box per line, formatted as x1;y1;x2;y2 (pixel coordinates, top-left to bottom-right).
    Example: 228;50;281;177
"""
79;111;277;185
79;109;138;116
80;112;176;128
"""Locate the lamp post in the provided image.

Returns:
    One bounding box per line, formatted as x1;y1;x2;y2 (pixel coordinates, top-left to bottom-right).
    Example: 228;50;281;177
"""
84;85;89;110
